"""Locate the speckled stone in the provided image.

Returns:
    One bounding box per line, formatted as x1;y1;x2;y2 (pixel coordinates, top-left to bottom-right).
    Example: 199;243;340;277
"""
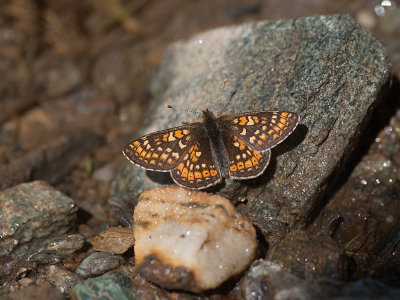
76;252;125;278
70;272;139;300
112;14;391;228
0;181;77;260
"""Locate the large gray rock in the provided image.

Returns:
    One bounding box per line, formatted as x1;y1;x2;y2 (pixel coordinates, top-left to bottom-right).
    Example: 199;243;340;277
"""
112;14;391;228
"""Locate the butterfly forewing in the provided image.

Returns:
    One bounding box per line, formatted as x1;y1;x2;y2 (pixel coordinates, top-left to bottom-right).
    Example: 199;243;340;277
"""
123;123;200;172
170;135;222;189
219;111;299;151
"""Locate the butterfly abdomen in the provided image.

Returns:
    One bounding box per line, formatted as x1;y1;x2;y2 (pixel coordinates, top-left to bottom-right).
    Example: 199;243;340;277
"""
203;110;230;178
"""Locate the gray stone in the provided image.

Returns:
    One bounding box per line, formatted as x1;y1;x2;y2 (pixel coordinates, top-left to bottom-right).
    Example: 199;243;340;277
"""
112;14;391;228
76;252;125;278
46;265;81;293
0;181;77;259
240;260;400;300
13;234;85;263
70;271;139;300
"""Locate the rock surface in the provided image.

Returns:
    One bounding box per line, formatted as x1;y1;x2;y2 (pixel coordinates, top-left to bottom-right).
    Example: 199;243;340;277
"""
134;186;257;292
240;260;400;300
0;181;77;260
13;234;85;263
112;14;391;228
267;230;346;280
76;252;125;278
90;227;134;255
70;271;139;300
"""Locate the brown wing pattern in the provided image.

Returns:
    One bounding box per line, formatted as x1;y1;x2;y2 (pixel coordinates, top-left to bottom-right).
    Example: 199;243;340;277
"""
219;111;299;151
123;123;199;172
170;135;222;189
224;132;271;179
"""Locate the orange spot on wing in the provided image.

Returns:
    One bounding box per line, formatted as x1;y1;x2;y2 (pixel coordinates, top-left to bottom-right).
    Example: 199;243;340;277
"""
280;118;287;125
181;168;188;178
253;116;259;123
188;171;194;181
237;162;244;170
277;122;285;129
210;170;218;176
160;153;168;161
281;112;288;117
150;160;156;165
230;165;237;172
140;150;147;157
162;133;169;142
239;116;247;125
194;171;202;179
203;170;210;177
145;152;151;159
251;156;259;165
174;130;184;138
254;151;262;160
245;160;252;168
234;136;246;150
177;163;184;172
167;158;173;164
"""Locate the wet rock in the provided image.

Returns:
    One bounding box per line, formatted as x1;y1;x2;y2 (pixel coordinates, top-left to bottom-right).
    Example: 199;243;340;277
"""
70;271;138;300
0;131;103;190
240;260;400;299
13;234;85;263
112;14;391;228
311;112;400;278
341;278;400;300
267;230;346;280
76;252;125;278
46;265;81;293
240;260;332;299
134;186;257;292
90;227;134;254
3;285;66;300
0;181;77;260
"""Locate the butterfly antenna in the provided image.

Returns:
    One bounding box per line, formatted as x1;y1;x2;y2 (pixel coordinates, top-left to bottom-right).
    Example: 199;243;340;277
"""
208;78;228;110
165;104;201;114
165;78;228;113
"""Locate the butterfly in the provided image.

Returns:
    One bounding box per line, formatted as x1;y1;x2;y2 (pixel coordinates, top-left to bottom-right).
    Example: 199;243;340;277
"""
123;108;299;189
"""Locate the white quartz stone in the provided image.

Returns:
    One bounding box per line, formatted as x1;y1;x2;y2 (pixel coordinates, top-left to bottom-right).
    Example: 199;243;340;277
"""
134;186;258;292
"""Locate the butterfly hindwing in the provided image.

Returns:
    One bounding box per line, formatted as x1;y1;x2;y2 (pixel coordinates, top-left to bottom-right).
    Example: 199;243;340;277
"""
223;131;271;179
170;135;222;189
123;123;200;171
219;111;299;151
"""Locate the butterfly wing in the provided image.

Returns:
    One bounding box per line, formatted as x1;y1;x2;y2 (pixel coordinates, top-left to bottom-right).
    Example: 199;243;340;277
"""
224;131;271;179
123;123;201;172
218;110;298;178
170;135;222;189
219;111;299;151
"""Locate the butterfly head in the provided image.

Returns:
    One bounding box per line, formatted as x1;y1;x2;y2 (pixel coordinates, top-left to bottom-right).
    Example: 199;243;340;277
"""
202;108;214;119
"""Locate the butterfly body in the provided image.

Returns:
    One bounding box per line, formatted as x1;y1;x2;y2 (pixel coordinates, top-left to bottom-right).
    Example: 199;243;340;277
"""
123;109;299;190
